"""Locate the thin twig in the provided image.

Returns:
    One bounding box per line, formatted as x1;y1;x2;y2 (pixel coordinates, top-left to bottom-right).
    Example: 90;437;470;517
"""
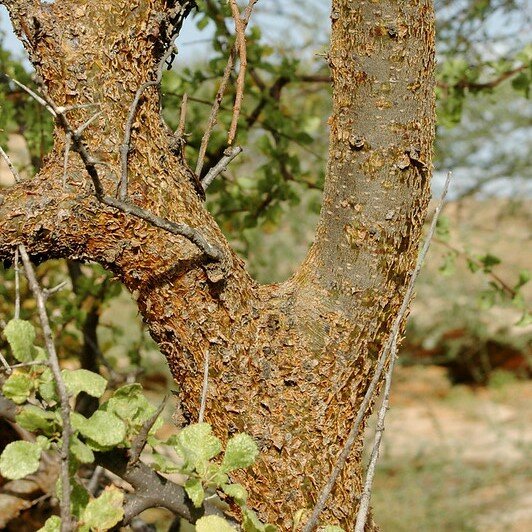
0;145;22;183
101;196;224;261
44;280;68;299
434;237;516;298
195;0;257;175
8;77;56;115
128;396;167;466
201;146;243;190
88;465;104;496
195;51;236;177
303;172;453;532
8;360;50;369
18;245;73;532
177;92;188;139
198;350;210;423
62;133;71;189
75;110;103;136
354;172;452;532
227;0;248;145
119;45;177;200
14;247;20;320
0;352;11;373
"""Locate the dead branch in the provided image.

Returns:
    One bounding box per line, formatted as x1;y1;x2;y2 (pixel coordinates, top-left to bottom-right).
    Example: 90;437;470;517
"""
201;146;243;190
198;350;210;423
195;0;258;175
19;245;74;532
0;146;22;183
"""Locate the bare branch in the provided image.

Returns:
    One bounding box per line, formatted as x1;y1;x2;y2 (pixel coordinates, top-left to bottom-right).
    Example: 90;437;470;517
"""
201;146;243;190
0;352;11;373
95;450;204;525
227;0;247;145
195;51;236;177
354;172;452;531
8;77;56;115
195;0;257;175
128;396;167;466
303;172;453;532
198;350;210;424
0;146;22;183
177;92;188;139
14;247;20;320
87;465;104;496
101;196;224;261
62;133;71;189
18;245;74;532
44;280;68;299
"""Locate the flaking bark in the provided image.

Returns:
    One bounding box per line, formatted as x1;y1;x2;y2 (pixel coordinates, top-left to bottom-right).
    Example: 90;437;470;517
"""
0;0;435;529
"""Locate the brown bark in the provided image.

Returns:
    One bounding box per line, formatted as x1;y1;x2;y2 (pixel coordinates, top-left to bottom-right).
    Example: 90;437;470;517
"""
0;0;435;529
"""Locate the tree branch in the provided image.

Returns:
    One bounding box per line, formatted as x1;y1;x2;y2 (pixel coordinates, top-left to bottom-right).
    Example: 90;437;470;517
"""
18;245;74;532
4;75;226;263
201;146;243;190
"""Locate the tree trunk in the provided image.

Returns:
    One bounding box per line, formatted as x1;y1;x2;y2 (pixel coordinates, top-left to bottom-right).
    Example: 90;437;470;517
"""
0;0;435;529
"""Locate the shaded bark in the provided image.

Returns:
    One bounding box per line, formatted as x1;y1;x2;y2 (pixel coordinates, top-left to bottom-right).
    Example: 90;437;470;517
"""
0;0;435;529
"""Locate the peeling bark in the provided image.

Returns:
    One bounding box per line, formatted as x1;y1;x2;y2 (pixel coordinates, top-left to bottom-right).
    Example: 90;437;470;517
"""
0;0;435;529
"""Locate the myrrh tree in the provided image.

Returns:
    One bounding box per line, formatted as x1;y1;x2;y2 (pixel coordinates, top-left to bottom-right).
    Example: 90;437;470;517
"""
0;0;435;529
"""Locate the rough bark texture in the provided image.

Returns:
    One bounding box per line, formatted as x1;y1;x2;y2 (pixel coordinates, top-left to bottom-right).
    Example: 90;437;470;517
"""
0;0;435;529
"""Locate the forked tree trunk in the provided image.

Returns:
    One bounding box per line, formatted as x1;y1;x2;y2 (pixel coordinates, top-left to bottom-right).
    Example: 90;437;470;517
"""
0;0;435;529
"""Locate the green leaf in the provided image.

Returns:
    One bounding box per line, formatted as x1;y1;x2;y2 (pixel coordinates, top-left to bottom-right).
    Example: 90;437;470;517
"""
174;423;222;469
16;405;57;434
77;411;127;448
479;253;501;272
184;478;205;508
222;483;248;505
71;481;90;518
195;515;237;532
242;507;277;532
37;516;61;532
321;527;346;532
0;441;42;479
514;270;531;291
35;435;51;451
150;451;181;473
3;319;36;362
3;373;33;404
62;369;107;399
516;310;532;327
38;369;58;403
80;486;124;531
221;433;258;472
104;383;154;426
70;436;95;464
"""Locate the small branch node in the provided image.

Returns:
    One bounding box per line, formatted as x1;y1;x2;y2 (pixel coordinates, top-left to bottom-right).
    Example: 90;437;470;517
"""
201;146;243;190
